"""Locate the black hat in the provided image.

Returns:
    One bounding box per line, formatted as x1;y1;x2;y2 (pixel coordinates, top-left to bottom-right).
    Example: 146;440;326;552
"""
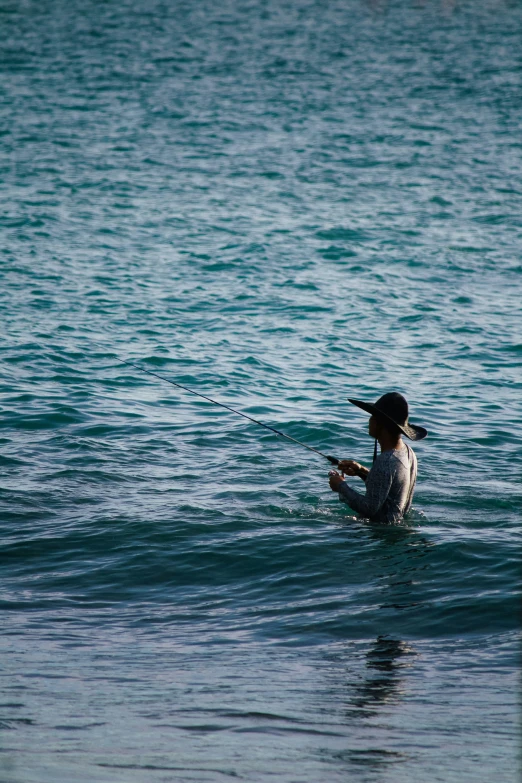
348;392;427;441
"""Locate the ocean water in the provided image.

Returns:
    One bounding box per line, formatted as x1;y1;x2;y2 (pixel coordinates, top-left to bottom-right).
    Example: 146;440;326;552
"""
0;0;520;780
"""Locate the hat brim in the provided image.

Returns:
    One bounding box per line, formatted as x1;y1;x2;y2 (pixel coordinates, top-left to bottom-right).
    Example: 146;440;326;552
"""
348;398;428;441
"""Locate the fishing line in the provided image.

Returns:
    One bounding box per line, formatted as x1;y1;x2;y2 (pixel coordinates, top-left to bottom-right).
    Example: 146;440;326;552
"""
95;344;340;466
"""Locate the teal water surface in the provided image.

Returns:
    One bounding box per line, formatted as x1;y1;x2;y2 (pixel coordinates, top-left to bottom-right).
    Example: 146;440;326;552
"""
0;0;520;781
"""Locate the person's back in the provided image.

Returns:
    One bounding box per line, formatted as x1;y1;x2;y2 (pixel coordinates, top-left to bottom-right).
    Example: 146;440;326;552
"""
338;443;417;524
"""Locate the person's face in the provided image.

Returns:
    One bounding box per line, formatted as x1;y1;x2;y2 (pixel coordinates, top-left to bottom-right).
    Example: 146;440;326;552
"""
368;414;380;439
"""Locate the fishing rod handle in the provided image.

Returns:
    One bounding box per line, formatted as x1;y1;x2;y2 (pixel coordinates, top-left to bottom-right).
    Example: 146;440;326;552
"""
326;455;339;466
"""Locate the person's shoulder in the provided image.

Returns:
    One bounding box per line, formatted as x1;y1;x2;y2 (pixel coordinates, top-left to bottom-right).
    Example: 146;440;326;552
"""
374;450;397;468
384;446;413;468
394;444;416;468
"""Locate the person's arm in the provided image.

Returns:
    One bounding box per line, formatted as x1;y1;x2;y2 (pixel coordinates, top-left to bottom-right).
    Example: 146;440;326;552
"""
329;458;394;519
337;460;370;483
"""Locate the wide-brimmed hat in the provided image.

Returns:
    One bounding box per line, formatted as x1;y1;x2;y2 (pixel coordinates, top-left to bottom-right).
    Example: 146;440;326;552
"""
348;392;427;441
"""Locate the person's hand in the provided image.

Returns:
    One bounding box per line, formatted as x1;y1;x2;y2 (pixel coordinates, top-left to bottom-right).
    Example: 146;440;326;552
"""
337;459;362;476
328;470;345;492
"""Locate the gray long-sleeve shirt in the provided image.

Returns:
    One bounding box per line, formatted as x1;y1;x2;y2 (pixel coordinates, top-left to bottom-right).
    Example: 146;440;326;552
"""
337;444;417;524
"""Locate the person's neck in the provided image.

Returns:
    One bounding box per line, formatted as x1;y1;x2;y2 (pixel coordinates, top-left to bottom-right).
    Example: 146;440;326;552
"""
378;433;403;453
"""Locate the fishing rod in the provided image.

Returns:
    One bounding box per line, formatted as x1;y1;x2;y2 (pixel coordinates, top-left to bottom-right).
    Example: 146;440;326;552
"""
97;345;340;466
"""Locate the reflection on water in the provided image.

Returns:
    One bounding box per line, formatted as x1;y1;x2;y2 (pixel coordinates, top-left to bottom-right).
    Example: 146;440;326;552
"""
333;524;427;724
350;635;417;715
319;634;417;771
368;521;435;611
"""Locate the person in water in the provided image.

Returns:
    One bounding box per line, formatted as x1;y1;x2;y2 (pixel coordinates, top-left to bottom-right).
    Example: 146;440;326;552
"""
328;392;427;524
